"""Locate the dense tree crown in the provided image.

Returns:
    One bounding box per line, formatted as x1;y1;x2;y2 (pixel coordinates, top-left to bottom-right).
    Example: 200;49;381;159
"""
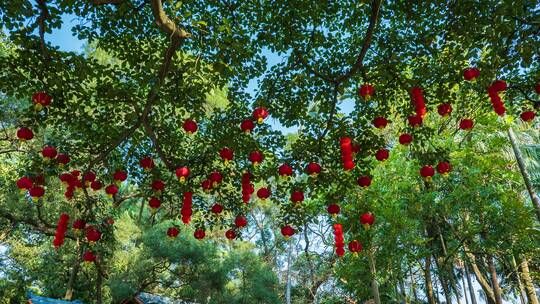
0;0;539;303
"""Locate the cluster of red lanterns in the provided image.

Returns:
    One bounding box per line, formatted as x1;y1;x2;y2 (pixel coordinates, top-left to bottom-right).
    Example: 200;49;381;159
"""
408;87;426;127
53;213;70;248
340;137;355;171
181;192;193;224
32;91;52;111
333;223;345;257
16;176;45;201
487;80;508;116
420;162;451;181
241;172;254;203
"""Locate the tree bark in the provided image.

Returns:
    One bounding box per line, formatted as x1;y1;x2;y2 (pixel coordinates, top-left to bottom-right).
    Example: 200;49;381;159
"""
433;254;452;304
486;256;503;304
285;240;292;304
424;256;437;304
461;267;470;304
511;256;527;304
464;263;477;304
463;248;495;303
508;127;540;222
368;249;381;304
64;242;83;300
519;257;539;304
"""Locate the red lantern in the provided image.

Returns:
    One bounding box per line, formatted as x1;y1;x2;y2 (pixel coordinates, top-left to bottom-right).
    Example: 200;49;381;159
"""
90;180;102;191
327;204;340;217
148;197;161;211
420;165;435;180
520;111;536;122
408;115;423;127
17;177;33;192
17;127;34;141
235;215;248;228
348;240;362;256
140;157;154;170
167;227;179;238
86;227;101;243
56;153;70;167
290;191;304;204
194;228;205;240
253;107;269;124
83;251;96;263
359;84;375;100
281;225;294;239
225;229;236;240
437;103;452;116
201;179;213;192
372;116;388;129
219;147;234;163
32;91;52;110
357;176;372;188
360;213;375;229
72;219;86;231
459;119;474;130
113;170;127;183
491;80;507;92
536;83;540;94
399;133;413;145
257;187;271;200
183;119;198;134
82;171;96;185
249;151;264;165
105;184;119;197
181;192;193;224
240;119;255;133
29;186;45;201
53;213;70;248
151;180;165;193
306;162;321;176
375;149;389;161
41;146;57;159
209;171;223;186
278;163;293;177
436;162;451;176
175;166;190;183
211;203;224;214
463;68;480;81
333;223;345;257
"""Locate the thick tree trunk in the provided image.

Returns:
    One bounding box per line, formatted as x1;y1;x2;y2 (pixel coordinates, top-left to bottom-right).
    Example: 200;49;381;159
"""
464;264;477;304
508;127;540;222
519;257;539;304
424;256;437;304
368;249;381;304
64;242;83;300
464;248;495;303
486;256;503;304
461;268;470;304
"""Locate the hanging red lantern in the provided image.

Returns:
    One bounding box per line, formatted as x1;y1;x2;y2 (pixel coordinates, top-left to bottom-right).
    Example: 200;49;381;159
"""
86;227;101;244
140;157;154;171
327;204;340;217
167;227;179;238
463;68;480;81
399;133;413;145
211;203;224;214
56;153;70;167
82;171;96;186
194;228;205;240
436;161;452;176
281;225;294;239
235;215;248;228
372;116;388;129
520;111;536;122
183;119;198;134
437;103;452;117
340;137;355;171
240;119;255;133
41;146;57;160
459;119;474;130
219;147;234;164
290;191;304;204
32;91;52;111
175;166;190;183
359;84;375;100
408;115;423;127
105;184;119;198
201;179;213;192
348;240;363;256
72;219;86;233
375;149;389;161
29;186;45;201
257;187;271;200
148;197;161;212
209;171;223;186
420;165;435;181
306;162;321;176
241;172;254;203
53;213;70;248
536;83;540;94
17;177;33;192
113;170;127;184
333;223;345;257
225;229;236;240
151;180;165;193
17;127;34;141
181;192;193;224
253;107;269;124
83;251;96;263
90;180;102;191
278;163;294;177
357;176;372;188
360;213;375;229
249;151;264;165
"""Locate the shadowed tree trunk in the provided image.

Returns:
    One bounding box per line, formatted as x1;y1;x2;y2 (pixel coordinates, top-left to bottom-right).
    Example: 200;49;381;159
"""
511;256;527;304
64;242;83;300
424;256;437;304
461;267;470;304
368;248;381;304
464;263;477;304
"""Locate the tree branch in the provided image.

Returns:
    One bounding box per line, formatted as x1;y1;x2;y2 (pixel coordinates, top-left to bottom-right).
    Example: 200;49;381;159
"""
335;0;383;83
149;0;191;40
36;0;50;62
142;119;175;171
